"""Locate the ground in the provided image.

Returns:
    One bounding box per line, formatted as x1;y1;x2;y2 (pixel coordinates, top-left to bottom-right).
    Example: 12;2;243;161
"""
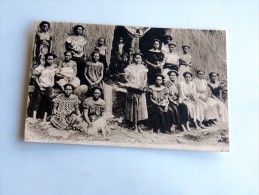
24;117;229;152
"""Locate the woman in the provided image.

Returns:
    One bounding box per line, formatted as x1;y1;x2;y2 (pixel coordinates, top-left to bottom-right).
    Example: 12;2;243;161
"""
145;39;165;85
161;35;173;54
50;84;82;131
178;72;206;130
148;74;174;134
83;87;106;127
178;45;192;82
193;70;219;126
123;53;148;132
165;70;189;131
66;25;87;82
208;72;228;122
84;51;104;89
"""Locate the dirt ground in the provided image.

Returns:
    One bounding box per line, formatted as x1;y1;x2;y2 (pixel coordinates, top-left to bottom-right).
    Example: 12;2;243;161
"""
24;117;229;152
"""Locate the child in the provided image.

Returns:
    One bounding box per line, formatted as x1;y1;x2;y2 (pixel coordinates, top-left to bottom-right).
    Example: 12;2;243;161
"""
33;21;53;66
32;53;58;119
56;51;80;90
95;37;108;77
84;51;104;89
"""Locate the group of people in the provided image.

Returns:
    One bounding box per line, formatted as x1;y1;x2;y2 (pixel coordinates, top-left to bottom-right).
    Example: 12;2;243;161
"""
27;21;228;135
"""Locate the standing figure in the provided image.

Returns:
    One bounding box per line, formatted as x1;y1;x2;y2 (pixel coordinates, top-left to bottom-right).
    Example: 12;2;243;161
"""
161;35;173;54
56;51;80;90
31;53;58;119
66;25;87;82
95;37;108;78
145;39;165;85
208;72;228;122
50;84;82;131
163;43;180;81
178;72;206;130
123;53;148;133
33;21;53;65
84;51;104;89
148;74;174;134
193;70;219;126
178;45;192;82
83;87;106;127
165;70;189;131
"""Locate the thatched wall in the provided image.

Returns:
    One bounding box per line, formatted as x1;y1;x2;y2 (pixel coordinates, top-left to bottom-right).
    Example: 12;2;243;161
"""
165;29;227;80
33;21;115;64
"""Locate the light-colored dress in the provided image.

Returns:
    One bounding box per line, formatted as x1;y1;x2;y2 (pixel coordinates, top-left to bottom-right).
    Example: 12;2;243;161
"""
178;81;204;122
178;53;192;82
33;64;58;88
193;78;219;120
50;93;82;130
124;64;148;122
163;52;180;81
34;32;52;65
208;81;228;122
85;61;104;88
66;35;87;58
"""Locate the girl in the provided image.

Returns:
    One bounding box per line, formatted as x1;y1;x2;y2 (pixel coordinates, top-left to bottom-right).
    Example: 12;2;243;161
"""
32;53;58;119
145;39;165;85
178;45;192;82
84;51;104;89
33;21;53;65
95;37;108;78
123;53;148;133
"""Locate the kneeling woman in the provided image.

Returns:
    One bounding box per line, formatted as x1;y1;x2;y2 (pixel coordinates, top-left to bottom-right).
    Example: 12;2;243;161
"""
50;84;82;130
178;72;206;130
123;53;148;133
148;74;174;134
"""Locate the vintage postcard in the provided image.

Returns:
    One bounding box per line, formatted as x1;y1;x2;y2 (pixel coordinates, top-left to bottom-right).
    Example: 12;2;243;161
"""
24;21;229;151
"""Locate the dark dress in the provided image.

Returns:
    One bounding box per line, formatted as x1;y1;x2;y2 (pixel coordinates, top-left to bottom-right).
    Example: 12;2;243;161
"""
145;49;165;85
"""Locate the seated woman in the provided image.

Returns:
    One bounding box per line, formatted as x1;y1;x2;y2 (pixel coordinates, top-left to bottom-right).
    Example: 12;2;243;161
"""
84;51;104;89
193;70;219;126
83;87;106;127
165;70;189;131
123;53;148;133
148;74;174;134
56;51;80;90
178;72;206;130
208;72;228;122
50;84;82;131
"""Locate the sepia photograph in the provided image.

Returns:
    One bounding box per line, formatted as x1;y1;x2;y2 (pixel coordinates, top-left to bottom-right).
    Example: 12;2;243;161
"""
24;21;229;151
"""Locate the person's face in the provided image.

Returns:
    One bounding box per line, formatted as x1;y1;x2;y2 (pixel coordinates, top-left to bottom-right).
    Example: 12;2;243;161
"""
184;74;192;82
93;89;101;99
166;37;171;43
99;38;105;45
76;27;83;35
155;76;163;85
169;45;175;52
169;72;177;81
41;24;49;32
198;71;205;80
122;55;128;62
210;73;218;82
64;86;73;96
134;55;142;64
46;56;54;65
64;53;72;61
93;53;100;62
183;46;189;53
153;41;160;49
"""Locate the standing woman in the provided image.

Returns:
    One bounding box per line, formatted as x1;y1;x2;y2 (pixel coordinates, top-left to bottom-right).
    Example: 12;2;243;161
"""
66;25;87;82
208;72;228;122
161;35;173;54
148;74;174;134
95;37;108;78
178;72;206;130
178;45;192;82
33;21;53;65
123;53;148;133
165;70;189;131
193;70;219;125
84;51;104;90
145;39;165;85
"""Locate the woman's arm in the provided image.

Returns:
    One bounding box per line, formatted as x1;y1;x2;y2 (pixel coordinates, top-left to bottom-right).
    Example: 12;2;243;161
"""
95;64;104;85
75;104;81;117
84;65;94;85
83;108;92;126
